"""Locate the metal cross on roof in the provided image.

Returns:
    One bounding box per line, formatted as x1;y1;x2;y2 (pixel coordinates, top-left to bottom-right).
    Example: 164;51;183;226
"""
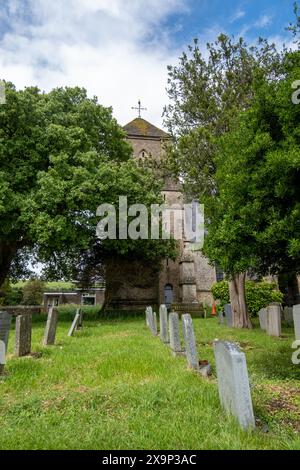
131;100;147;118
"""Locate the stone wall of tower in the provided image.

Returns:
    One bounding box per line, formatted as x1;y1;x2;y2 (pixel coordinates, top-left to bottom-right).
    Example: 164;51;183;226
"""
194;252;217;305
128;137;164;161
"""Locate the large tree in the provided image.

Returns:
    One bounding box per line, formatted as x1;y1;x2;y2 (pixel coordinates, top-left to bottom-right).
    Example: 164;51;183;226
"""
0;84;175;289
204;50;300;327
164;10;298;326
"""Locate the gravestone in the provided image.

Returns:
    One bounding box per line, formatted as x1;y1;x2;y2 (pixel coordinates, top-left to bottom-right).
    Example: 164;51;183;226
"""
182;314;199;370
266;304;281;337
15;314;32;357
0;311;12;374
43;307;58;346
293;305;300;340
68;311;81;337
146;307;157;336
78;309;83;329
153;312;158;336
218;310;225;325
283;306;294;326
0;340;5;374
224;304;233;328
258;308;267;330
145;308;149;327
169;312;183;355
146;306;152;328
159;304;169;344
214;341;255;430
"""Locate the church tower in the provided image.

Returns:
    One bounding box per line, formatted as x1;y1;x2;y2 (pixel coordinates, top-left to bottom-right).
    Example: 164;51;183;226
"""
105;109;218;311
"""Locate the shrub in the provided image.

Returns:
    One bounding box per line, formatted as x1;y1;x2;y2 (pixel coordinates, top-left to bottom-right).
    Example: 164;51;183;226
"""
22;279;45;305
0;280;23;306
211;280;283;317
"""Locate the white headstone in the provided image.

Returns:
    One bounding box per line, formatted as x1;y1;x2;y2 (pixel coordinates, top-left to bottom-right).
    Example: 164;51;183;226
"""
182;314;199;370
214;341;255;430
159;305;169;344
267;304;281;337
293;305;300;340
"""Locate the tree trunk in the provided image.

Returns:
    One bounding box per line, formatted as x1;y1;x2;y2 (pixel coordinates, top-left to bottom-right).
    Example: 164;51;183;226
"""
229;272;252;329
0;242;18;288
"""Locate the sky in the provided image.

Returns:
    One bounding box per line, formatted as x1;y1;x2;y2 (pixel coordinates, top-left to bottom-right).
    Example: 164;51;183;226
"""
0;0;298;128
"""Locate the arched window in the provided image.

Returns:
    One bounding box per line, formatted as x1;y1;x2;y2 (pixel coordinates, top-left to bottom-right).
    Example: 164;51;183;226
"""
164;283;174;308
139;149;148;159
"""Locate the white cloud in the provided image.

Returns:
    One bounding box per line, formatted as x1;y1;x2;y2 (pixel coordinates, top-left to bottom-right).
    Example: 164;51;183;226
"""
0;0;188;127
255;14;273;28
230;8;246;23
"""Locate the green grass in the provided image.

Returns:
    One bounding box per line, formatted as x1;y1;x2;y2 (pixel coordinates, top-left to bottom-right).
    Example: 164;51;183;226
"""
12;281;76;290
0;317;300;450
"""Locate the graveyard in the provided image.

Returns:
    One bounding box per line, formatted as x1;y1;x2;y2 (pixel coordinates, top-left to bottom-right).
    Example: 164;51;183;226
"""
0;0;299;455
0;308;300;450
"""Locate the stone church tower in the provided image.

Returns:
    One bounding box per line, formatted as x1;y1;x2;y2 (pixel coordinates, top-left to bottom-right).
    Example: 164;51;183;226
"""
117;115;218;309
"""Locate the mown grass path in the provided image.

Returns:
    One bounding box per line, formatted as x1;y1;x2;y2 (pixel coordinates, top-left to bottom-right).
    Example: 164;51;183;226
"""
0;317;299;450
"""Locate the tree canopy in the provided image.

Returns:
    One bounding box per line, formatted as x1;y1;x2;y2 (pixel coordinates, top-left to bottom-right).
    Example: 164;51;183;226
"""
0;84;175;287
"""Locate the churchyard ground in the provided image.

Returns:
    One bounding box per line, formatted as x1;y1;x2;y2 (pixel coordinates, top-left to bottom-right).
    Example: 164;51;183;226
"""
0;316;300;450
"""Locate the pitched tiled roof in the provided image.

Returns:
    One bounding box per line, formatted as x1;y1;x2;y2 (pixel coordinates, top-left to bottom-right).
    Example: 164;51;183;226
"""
123;118;170;139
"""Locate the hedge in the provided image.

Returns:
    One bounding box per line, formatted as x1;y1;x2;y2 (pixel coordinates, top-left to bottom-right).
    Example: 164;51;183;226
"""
211;280;283;317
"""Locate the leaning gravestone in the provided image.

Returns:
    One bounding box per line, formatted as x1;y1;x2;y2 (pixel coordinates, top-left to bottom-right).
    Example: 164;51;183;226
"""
266;303;281;337
68;311;81;337
182;314;199;371
15;314;32;357
258;308;267;331
214;341;255;430
293;305;300;341
78;309;83;329
0;311;12;374
43;307;58;346
224;304;233;328
283;306;294;326
169;312;183;355
159;305;169;344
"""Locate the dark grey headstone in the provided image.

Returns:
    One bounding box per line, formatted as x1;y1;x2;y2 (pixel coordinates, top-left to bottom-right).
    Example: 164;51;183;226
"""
218;310;225;325
182;314;199;370
43;308;58;346
0;311;12;351
169;312;182;354
15;314;32;357
214;341;255;430
224;304;233;328
68;312;81;337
